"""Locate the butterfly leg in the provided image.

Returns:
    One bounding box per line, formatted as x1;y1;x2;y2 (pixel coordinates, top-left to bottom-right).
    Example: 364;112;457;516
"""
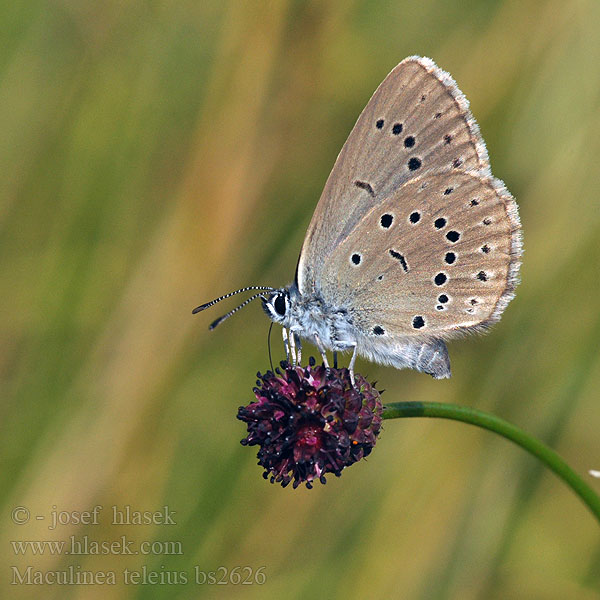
289;330;297;366
313;334;329;367
333;351;338;368
294;334;302;365
348;344;358;387
282;327;290;364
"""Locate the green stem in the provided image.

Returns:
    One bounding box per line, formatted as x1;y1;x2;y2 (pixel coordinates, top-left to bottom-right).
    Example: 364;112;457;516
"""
382;401;600;523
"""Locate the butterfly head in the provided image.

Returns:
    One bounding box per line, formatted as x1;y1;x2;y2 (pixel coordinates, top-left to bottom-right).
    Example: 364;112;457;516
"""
261;289;290;324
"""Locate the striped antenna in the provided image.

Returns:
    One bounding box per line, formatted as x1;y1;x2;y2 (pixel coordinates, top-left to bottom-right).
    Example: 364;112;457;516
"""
192;286;274;314
208;292;269;330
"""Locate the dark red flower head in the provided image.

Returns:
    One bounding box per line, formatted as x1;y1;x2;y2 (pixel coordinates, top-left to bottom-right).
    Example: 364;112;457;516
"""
237;358;383;489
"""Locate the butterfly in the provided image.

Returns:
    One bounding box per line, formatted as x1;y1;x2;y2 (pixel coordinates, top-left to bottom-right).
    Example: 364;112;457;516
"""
194;56;522;384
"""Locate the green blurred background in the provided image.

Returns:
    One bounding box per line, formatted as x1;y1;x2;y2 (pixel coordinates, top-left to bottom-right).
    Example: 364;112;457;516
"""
2;1;600;598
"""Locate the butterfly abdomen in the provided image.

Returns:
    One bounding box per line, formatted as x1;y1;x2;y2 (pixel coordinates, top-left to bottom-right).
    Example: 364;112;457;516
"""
357;335;451;379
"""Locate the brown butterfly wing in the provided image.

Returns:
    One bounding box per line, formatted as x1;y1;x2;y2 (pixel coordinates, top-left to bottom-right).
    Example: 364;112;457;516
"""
319;171;521;341
297;56;491;295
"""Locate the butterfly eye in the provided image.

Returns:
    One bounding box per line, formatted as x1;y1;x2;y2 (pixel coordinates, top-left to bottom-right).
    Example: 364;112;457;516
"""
274;294;287;316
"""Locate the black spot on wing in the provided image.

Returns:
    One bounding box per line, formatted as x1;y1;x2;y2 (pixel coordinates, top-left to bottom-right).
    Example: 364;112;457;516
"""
354;180;375;197
380;214;393;228
408;157;422;171
412;316;425;329
434;272;448;286
389;249;409;272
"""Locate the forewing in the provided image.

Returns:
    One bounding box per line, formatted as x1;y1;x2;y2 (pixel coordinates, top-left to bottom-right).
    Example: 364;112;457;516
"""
297;56;490;294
